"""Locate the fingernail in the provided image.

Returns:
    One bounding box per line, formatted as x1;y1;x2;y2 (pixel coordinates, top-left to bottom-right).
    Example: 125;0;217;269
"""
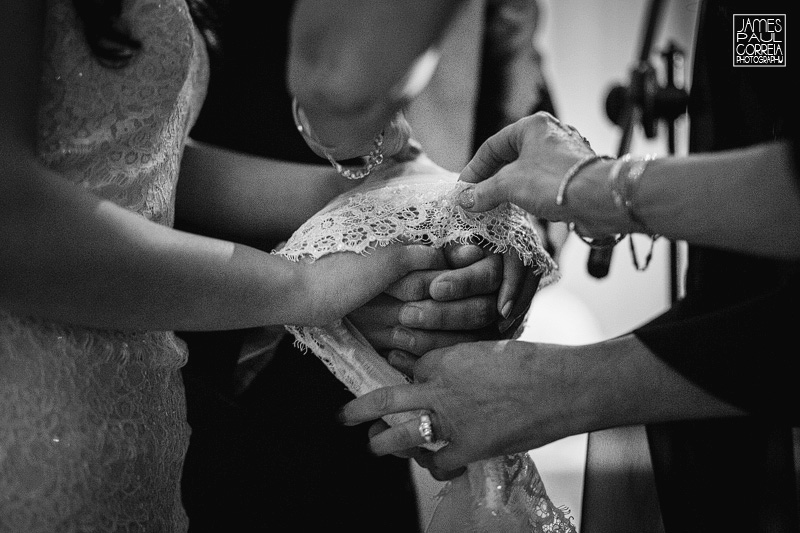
386;350;401;367
500;300;514;319
399;306;424;327
457;186;475;208
392;327;416;351
431;280;454;300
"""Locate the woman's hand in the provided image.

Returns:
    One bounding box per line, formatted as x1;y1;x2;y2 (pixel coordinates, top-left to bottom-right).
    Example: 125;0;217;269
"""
457;112;593;217
340;339;586;475
301;243;448;326
339;334;746;477
348;243;539;376
457;112;625;239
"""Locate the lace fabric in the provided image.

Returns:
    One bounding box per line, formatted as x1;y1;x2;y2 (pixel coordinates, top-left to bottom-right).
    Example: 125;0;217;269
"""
275;168;573;532
0;1;208;531
278;178;558;283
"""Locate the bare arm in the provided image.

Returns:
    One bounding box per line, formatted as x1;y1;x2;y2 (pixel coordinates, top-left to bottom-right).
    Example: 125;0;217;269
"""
459;113;800;259
176;139;357;244
0;0;442;333
569;140;800;258
287;0;465;159
340;334;744;471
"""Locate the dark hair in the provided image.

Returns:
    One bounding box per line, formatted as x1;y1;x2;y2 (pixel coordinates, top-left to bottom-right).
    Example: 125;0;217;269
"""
71;0;220;68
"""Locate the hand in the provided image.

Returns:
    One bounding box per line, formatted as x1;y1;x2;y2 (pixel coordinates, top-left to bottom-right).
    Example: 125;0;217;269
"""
340;339;584;474
456;111;598;223
348;244;498;372
297;104;413;163
305;243;448;326
347;243;538;375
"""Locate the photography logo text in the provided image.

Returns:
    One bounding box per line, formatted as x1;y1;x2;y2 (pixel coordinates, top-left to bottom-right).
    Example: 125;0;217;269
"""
733;14;786;66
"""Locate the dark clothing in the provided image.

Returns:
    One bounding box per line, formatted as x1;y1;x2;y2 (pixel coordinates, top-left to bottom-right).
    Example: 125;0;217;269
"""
176;2;419;531
179;333;419;532
634;1;800;531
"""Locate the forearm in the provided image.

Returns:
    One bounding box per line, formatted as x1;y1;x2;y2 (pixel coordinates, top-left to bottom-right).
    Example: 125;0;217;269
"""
287;0;463;156
0;156;308;331
571;140;800;258
176;139;355;244
548;335;744;437
638;141;799;256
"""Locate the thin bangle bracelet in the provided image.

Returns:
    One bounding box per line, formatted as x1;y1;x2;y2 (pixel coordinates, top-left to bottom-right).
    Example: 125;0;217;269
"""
557;154;621;249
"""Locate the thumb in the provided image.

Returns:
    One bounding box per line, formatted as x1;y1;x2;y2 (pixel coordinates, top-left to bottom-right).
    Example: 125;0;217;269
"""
456;175;511;213
458;122;520;184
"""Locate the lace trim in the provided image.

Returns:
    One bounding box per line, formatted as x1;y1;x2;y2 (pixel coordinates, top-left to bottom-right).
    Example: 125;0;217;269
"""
274;181;559;284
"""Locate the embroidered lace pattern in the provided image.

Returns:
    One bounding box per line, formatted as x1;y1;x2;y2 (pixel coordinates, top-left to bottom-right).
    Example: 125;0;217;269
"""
277;180;558;282
0;1;208;531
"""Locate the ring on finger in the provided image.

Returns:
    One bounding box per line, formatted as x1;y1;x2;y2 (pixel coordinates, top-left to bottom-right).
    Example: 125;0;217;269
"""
418;413;434;445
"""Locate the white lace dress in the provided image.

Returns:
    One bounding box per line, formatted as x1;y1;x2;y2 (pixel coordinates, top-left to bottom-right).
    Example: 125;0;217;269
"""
0;1;208;531
275;165;576;532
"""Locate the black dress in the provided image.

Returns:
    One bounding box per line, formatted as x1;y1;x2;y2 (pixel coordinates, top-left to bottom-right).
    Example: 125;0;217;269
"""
634;1;800;531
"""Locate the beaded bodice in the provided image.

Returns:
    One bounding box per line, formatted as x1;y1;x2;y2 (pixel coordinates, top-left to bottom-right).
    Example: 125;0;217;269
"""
0;1;208;531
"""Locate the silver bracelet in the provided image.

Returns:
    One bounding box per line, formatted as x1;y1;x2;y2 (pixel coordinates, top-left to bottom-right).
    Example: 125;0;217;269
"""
609;153;660;270
292;97;385;180
555;154;613;206
556;154;621;249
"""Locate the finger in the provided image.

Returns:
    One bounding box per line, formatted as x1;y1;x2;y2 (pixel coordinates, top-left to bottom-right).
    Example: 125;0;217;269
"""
347;294;404;351
339;384;432;426
385;270;442;301
401;244;449;272
415;453;467;481
498;271;542;335
429;253;502;301
367;419;390;439
458;122;520;184
348;293;402;328
458;166;526;213
368;415;435;456
398;296;497;330
366;420;424;460
387;349;418;377
387;327;485;356
425;445;473;474
443;243;485;269
497;251;526;319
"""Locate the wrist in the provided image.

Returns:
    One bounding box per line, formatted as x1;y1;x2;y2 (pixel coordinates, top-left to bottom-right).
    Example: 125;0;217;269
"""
563;158;631;235
293;98;412;179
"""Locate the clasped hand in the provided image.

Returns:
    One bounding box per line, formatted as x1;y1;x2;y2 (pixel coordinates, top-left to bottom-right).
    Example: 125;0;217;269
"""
348;241;537;372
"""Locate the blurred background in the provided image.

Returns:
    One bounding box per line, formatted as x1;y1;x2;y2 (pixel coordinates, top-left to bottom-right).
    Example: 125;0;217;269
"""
405;1;701;529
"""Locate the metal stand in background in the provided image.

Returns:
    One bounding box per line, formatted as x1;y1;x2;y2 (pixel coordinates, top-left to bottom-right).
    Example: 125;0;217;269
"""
586;0;688;305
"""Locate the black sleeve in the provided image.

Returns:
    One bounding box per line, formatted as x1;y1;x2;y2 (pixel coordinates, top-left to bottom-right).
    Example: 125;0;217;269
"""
634;268;800;424
635;132;800;423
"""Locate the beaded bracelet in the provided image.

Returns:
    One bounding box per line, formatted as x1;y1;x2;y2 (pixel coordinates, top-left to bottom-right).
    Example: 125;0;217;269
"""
609;153;660;271
556;154;622;249
292;97;385;180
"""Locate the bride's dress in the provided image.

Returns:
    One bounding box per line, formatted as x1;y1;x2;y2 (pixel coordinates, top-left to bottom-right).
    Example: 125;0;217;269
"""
275;156;576;532
0;1;208;531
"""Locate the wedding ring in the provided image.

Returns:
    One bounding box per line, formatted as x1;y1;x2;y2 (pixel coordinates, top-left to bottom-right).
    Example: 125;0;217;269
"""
418;413;434;445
